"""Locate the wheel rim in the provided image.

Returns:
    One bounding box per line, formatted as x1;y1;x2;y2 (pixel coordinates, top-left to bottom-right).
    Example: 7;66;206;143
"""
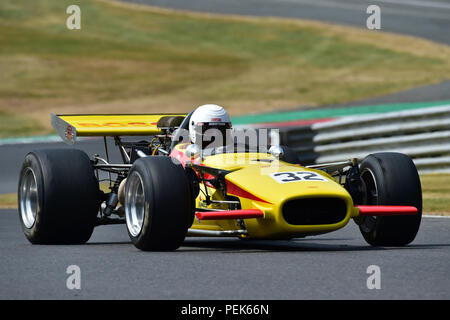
125;171;146;237
360;168;378;233
19;167;38;229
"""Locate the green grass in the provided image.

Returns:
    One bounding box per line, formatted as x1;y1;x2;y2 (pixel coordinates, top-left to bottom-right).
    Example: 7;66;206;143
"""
0;193;17;209
0;111;46;138
0;0;450;137
420;174;450;215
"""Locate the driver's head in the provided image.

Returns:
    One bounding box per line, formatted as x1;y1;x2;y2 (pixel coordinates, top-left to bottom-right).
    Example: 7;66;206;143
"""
189;104;232;149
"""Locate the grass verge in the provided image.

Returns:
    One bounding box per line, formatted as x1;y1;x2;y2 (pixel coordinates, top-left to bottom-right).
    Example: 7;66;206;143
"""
0;111;47;138
420;174;450;215
0;193;17;209
1;175;449;215
1;0;450;137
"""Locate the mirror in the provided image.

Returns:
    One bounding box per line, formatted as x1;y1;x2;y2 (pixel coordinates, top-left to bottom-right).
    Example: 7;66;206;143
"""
269;145;284;159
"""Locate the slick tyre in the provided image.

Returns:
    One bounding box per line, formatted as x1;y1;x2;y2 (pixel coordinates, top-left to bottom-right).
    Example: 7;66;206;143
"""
125;156;192;251
357;152;422;246
18;149;100;244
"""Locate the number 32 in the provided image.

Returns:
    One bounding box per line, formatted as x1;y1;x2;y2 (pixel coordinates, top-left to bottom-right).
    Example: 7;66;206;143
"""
270;171;328;183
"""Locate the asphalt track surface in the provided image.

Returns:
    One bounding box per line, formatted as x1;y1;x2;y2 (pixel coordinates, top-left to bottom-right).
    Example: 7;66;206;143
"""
0;209;449;299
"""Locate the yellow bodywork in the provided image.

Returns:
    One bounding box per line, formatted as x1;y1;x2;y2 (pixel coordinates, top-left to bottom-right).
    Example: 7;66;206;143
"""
50;113;357;239
185;147;358;239
51;113;186;143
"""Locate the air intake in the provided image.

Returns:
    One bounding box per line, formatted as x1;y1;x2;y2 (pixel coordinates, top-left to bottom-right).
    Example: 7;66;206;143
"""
282;197;347;225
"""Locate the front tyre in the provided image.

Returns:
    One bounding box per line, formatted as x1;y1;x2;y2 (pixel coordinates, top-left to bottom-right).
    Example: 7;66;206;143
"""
357;152;422;246
125;156;192;251
18;149;100;244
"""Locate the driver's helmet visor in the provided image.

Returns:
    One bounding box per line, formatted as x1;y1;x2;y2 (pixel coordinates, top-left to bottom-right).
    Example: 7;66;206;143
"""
194;122;232;149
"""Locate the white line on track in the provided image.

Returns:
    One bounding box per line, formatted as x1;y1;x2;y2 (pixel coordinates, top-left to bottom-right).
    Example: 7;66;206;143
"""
0;136;94;146
0;135;61;146
423;215;450;219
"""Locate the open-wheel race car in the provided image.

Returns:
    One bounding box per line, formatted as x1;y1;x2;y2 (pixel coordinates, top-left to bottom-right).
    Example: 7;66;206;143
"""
18;111;422;251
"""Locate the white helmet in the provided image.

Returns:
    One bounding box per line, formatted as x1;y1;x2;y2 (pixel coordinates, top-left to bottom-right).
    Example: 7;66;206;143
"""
189;104;232;148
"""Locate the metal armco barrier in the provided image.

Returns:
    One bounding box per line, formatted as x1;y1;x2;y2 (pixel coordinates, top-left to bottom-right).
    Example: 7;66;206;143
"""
279;105;450;173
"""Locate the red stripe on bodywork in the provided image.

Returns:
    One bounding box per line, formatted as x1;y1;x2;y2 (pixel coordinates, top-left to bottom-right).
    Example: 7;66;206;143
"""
226;180;272;204
356;205;418;216
195;209;264;220
169;147;201;168
169;148;189;168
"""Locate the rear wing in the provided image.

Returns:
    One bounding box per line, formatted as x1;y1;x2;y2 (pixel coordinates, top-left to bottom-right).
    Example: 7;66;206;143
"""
51;113;187;144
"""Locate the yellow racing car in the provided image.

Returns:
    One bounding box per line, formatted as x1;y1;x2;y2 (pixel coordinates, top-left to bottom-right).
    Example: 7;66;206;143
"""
18;112;422;251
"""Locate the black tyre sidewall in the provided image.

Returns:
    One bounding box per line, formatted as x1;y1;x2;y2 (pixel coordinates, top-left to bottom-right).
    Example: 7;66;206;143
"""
126;156;191;251
18;149;100;244
18;153;46;244
359;152;422;246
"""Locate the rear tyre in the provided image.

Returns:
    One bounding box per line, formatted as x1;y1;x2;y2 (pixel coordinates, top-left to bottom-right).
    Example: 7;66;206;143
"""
357;152;422;246
125;156;192;251
18;149;100;244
